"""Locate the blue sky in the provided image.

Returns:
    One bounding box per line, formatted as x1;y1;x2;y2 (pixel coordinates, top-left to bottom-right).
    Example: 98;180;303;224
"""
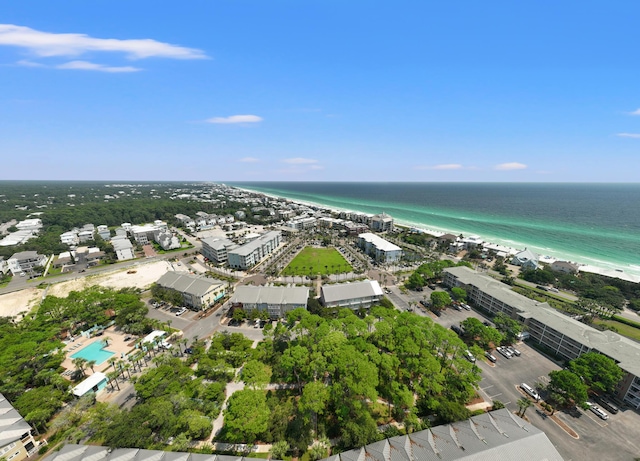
2;1;640;182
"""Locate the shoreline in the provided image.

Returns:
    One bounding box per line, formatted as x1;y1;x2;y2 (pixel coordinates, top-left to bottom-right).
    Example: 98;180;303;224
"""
232;185;640;283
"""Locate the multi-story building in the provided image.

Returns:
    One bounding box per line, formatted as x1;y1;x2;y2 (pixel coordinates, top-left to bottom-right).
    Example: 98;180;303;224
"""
231;285;309;318
96;225;111;241
156;272;226;310
320;280;384;310
111;236;135;261
60;231;79;246
357;233;403;263
370;213;394;232
153;230;180;251
227;231;281;270
0;393;40;461
201;237;237;264
286;217;316;230
130;221;168;245
443;265;640;409
7;251;47;276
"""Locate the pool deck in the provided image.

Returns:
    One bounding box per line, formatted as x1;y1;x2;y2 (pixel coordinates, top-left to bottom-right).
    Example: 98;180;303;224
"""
61;325;136;379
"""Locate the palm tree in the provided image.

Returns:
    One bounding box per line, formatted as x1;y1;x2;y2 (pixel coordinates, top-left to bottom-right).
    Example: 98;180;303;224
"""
87;360;97;374
517;397;533;417
72;357;87;377
108;356;117;371
107;370;120;390
102;336;112;347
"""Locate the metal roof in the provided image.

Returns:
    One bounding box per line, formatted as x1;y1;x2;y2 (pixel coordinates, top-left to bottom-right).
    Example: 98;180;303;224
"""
228;231;280;257
321;280;383;304
358;233;401;253
231;285;309;306
0;393;34;449
43;410;562;461
157;272;224;298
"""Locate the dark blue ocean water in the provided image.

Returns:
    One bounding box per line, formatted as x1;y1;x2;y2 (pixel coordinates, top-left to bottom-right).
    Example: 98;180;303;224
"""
229;182;640;275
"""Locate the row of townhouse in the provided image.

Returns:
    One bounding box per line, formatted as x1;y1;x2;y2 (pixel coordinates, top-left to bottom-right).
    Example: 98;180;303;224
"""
201;237;237;264
175;213;236;231
227;230;281;270
156;272;226;310
231;285;309;318
443;266;640;409
317;217;369;235
357;233;403;263
0;219;43;247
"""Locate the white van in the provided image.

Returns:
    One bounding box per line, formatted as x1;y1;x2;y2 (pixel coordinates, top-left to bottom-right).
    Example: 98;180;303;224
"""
520;383;540;401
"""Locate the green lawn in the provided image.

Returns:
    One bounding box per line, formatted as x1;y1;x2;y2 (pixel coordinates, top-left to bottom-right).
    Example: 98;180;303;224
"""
282;247;352;276
595;319;640;342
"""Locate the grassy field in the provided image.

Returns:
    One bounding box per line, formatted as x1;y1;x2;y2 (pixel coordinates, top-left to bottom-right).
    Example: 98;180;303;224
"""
595;319;640;342
282;247;352;276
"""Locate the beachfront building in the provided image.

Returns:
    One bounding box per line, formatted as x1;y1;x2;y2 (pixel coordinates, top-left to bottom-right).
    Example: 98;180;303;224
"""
370;212;394;232
286;217;316;230
0;392;41;461
511;249;539;270
111;236;135;261
7;251;47;276
443;265;640;409
227;230;281;270
551;260;580;274
156;272;226;310
230;285;309;318
201;237;237;264
357;233;403;263
321;280;384;310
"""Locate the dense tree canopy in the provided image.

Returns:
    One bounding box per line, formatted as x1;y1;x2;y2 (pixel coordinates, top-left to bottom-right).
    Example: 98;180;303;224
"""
568;352;624;394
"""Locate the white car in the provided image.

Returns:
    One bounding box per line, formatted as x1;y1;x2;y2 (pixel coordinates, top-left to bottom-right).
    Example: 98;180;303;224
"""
461;303;471;311
589;405;609;420
175;307;187;316
507;346;521;356
497;346;512;359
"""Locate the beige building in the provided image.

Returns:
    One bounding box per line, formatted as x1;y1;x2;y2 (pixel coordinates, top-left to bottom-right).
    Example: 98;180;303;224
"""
156;272;226;310
0;393;40;461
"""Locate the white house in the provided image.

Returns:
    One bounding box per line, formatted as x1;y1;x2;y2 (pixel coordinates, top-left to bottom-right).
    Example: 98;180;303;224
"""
231;285;309;318
321;280;384;309
511;249;539;270
7;251;47;276
357;233;403;263
111;236;134;261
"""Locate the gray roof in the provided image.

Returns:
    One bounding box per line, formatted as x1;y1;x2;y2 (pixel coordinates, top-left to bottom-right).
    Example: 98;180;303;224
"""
202;237;236;251
321;280;383;304
43;409;563;461
0;393;33;449
229;231;280;257
444;266;640;377
157;272;224;297
9;250;41;260
231;285;309;306
111;237;133;251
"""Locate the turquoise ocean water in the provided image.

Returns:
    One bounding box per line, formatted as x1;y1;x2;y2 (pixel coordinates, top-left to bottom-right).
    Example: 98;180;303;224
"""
229;182;640;277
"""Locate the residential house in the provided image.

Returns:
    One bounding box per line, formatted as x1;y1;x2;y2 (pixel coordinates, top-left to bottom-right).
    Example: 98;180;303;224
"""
231;285;309;318
156;272;226;310
0;392;41;461
7;251;47;276
111;236;135;261
0;257;8;274
153;230;180;251
551;260;580;274
511;249;539;270
96;225;111;241
60;231;79;246
357;233;403;263
320;280;384;309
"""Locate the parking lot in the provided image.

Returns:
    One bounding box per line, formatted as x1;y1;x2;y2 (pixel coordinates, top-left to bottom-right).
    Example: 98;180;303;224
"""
385;286;640;460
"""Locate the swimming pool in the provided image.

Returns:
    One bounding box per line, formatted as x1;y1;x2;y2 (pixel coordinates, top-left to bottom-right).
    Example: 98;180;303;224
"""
70;341;115;365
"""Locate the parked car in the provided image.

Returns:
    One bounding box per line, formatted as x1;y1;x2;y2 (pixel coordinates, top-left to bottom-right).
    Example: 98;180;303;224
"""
496;346;512;359
450;325;464;336
184;347;193;354
520;382;540;401
485;351;497;362
506;346;521;356
464;350;476;363
176;307;187;316
596;396;619;414
461;303;471;311
589;404;609;420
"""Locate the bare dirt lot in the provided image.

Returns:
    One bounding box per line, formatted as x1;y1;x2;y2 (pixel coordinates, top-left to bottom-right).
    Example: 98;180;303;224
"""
0;260;172;318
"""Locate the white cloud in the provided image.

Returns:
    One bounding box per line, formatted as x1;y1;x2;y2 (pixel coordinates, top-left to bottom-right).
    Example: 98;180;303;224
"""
239;157;260;163
629;109;640;116
281;157;318;165
0;24;206;60
16;59;45;67
495;162;527;171
616;132;640;138
206;115;263;124
56;60;141;73
414;163;463;171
